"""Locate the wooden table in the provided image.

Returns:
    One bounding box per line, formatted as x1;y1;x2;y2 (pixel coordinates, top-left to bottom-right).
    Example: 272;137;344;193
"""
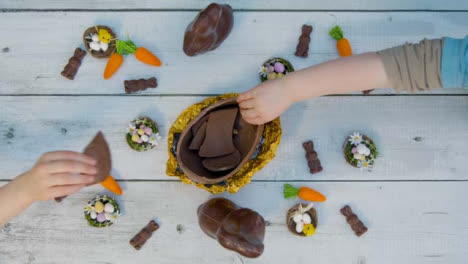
1;1;467;263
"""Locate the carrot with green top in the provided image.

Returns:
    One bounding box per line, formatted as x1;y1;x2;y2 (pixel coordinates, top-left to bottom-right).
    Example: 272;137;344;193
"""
329;25;352;57
100;175;123;195
104;53;124;79
284;184;326;202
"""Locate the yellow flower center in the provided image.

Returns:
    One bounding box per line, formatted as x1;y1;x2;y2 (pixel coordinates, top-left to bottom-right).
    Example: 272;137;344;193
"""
354;136;360;141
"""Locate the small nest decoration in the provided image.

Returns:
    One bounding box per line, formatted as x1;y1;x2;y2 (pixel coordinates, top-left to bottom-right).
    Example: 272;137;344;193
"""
83;25;117;59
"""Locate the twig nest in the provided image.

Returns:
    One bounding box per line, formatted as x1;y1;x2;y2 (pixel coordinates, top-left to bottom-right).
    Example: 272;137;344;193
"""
83;25;116;59
126;117;162;152
259;57;294;82
343;132;378;170
286;203;317;237
84;195;120;227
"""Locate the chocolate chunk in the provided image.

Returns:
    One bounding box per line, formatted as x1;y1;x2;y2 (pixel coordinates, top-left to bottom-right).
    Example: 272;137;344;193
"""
124;77;157;94
303;141;323;174
295;25;313;58
198;198;265;258
130;220;159;250
183;3;234;56
191;115;209;135
61;48;86;80
199;108;238;158
83;131;111;183
363;89;374;95
189;121;207;150
202;149;241;171
340;205;368;237
54;131;111;202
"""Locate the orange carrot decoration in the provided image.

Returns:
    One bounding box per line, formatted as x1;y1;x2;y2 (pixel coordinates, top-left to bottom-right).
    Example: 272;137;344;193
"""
104;53;124;79
100;175;123;195
329;25;352;57
284;184;326;202
135;47;162;67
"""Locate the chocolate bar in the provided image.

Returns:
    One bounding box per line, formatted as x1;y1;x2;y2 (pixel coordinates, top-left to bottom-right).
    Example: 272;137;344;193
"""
303;141;323;174
129;220;160;250
61;48;86;80
124;77;158;94
340;205;368;237
295;25;313;58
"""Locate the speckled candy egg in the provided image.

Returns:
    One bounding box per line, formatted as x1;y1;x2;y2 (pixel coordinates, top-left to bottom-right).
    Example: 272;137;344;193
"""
295;222;304;233
104;203;115;213
302;213;311;224
274;62;285;73
89;41;101;51
104;213;113;221
293;214;303;223
96;212;106;223
132;134;140;142
90;211;97;220
94;201;104;213
267;72;277;80
144;127;153;135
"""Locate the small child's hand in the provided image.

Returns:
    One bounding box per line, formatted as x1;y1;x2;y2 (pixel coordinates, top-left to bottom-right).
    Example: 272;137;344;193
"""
15;151;97;202
237;78;295;124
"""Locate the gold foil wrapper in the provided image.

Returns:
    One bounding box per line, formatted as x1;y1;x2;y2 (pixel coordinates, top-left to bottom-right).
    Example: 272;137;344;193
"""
166;93;282;194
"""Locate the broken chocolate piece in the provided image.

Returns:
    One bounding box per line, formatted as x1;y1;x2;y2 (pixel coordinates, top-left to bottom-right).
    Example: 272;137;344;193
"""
198;198;265;258
191;115;209;135
189;121;207;150
199;108;238;158
303;141;323;174
295;25;313;58
202;149;241;171
340;205;368;237
363;89;374;95
124;77;157;94
61;48;86;80
183;3;234;56
130;220;159;250
55;131;111;202
84;131;112;183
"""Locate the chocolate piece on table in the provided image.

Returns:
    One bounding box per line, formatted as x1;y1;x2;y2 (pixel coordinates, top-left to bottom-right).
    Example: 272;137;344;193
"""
295;25;313;58
191;115;209;135
363;89;374;95
198;198;265;258
199;108;238;158
202;149;241;171
129;220;160;250
124;77;158;94
61;48;86;80
340;205;368;237
189;121;207;150
183;3;234;56
303;140;323;174
55;131;111;202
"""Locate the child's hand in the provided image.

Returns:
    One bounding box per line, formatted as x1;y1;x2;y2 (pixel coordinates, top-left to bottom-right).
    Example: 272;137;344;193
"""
237;78;295;125
14;151;97;202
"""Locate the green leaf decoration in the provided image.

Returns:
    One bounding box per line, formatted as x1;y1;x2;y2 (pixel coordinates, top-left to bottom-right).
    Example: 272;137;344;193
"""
283;184;299;199
116;39;138;55
329;25;344;40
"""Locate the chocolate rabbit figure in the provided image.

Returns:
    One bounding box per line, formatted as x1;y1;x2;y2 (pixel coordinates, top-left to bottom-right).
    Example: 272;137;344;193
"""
197;198;265;258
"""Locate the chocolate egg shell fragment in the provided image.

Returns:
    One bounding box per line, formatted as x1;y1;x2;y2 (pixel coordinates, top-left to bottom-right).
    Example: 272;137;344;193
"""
199;107;238;158
183;3;234;56
84;131;111;183
202;150;241;171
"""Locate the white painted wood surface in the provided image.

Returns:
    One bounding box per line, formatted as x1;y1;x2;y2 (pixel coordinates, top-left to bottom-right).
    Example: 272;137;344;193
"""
1;96;467;181
1;181;468;264
1;0;468;10
0;12;467;95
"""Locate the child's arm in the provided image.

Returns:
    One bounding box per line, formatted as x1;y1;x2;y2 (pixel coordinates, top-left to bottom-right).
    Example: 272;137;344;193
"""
237;52;389;124
0;151;97;227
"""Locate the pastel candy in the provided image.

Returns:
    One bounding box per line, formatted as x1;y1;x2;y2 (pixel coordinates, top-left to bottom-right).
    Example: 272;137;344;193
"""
97;212;106;223
274;62;285;73
144;127;153;135
104;203;115;213
94;201;104;213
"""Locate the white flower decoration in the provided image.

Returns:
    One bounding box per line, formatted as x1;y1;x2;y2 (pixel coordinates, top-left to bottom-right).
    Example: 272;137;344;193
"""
357;160;373;171
349;132;363;146
149;133;162;146
258;66;268;77
353;153;364;160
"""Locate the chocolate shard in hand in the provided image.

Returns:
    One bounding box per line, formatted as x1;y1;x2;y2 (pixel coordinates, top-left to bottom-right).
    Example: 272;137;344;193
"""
189;121;207;150
295;25;313;58
84;131;111;183
183;3;234;56
54;131;111;202
303;140;323;174
130;220;160;250
199;108;238;158
124;77;157;94
61;48;86;80
340;205;368;237
202;149;241;171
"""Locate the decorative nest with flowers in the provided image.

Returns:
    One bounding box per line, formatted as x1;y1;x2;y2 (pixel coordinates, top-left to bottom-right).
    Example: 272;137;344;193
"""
84;195;120;227
83;25;117;59
286;203;318;237
126;117;162;152
344;132;378;171
259;57;294;82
